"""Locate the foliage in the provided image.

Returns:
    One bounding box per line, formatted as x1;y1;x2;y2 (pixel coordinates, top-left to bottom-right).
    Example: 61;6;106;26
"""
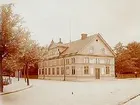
114;42;140;74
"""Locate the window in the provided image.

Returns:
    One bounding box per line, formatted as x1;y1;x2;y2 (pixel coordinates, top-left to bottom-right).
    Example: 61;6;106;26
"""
89;47;94;53
42;69;44;75
96;39;98;42
52;68;55;75
89;58;96;63
106;66;110;74
56;60;59;65
72;66;75;75
84;57;89;63
57;67;59;75
61;67;64;75
66;59;69;65
100;59;105;64
95;58;100;64
52;60;56;66
48;68;51;75
48;61;50;66
71;58;75;64
61;59;64;65
106;59;110;64
38;63;41;68
39;69;41;75
84;66;89;74
44;61;47;67
45;68;47;75
66;66;69;75
101;48;105;54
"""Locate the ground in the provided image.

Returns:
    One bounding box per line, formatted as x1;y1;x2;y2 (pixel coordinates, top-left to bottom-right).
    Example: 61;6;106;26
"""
0;78;140;105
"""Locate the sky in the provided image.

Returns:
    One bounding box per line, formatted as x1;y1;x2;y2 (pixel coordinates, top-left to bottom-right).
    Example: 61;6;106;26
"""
0;0;140;47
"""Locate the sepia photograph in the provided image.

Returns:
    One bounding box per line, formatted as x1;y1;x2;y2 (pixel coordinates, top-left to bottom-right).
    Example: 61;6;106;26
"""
0;0;140;105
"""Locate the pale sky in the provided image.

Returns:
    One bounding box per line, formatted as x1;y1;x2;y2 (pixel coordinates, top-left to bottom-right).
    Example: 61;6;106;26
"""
0;0;140;47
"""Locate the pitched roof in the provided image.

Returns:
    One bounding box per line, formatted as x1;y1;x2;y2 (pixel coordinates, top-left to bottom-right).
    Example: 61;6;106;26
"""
62;34;98;55
48;33;115;57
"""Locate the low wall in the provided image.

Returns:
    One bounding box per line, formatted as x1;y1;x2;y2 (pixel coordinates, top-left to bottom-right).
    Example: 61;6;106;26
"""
29;75;38;79
38;75;115;81
116;74;140;79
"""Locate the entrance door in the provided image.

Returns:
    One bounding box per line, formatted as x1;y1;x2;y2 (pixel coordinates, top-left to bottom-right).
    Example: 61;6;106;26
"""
95;68;100;79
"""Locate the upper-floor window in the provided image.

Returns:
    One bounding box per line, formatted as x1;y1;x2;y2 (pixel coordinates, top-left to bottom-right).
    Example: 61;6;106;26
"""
84;57;89;63
100;59;105;64
56;60;59;65
71;58;75;64
54;60;56;66
89;58;96;63
66;59;69;65
96;58;100;64
38;63;41;68
106;59;110;64
61;59;64;65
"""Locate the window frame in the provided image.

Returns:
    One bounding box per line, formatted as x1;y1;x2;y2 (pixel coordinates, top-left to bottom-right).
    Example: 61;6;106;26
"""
57;67;59;75
84;66;89;74
72;66;75;75
52;68;55;75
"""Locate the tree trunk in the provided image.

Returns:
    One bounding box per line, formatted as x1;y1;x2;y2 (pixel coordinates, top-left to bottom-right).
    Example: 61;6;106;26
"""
8;71;11;84
24;66;26;82
0;54;3;92
25;64;29;86
18;70;19;81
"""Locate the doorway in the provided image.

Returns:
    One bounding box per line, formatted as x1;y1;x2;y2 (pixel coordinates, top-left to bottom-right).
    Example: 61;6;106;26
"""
95;68;100;79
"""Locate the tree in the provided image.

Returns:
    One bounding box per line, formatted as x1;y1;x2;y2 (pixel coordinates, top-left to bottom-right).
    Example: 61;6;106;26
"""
114;42;125;56
114;42;140;75
0;4;27;92
18;39;41;86
127;42;140;71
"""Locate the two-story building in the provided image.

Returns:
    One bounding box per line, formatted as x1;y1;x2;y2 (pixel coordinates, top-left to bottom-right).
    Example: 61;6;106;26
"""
38;33;115;81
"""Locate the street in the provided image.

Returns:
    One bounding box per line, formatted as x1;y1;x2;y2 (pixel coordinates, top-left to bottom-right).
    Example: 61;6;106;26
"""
0;78;140;105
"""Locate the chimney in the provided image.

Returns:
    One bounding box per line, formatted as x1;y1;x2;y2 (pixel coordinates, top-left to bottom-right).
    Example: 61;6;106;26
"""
81;33;87;40
58;38;63;44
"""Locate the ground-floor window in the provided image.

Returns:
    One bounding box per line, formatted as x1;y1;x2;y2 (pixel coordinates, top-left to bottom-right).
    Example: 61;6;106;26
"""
42;69;44;75
66;66;69;75
48;68;51;75
57;67;59;75
72;66;75;75
45;68;47;75
84;66;89;74
106;66;110;74
39;69;41;75
52;68;55;75
61;67;64;75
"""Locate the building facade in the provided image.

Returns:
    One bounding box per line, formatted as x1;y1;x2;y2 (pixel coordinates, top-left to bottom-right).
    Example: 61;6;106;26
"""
38;33;115;81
